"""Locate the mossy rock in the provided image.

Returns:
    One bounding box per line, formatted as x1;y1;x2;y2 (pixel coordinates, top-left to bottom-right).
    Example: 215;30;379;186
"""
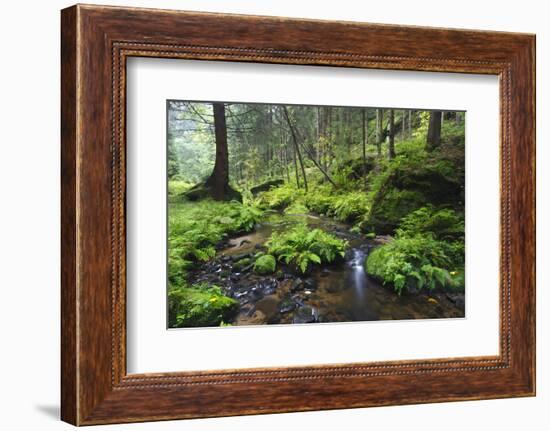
168;286;239;328
365;189;426;234
183;181;242;202
233;257;252;271
253;254;277;274
364;159;462;234
340;157;377;180
250;179;284;195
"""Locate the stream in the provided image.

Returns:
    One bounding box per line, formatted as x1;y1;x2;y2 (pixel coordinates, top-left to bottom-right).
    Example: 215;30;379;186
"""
189;212;465;326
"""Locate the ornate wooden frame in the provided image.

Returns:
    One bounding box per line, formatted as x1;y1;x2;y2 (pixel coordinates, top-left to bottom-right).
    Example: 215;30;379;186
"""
61;4;536;425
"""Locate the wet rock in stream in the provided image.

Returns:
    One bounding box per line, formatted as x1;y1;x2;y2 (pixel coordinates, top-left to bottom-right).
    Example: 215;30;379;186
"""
320;268;331;277
445;293;465;309
304;278;317;290
292;306;318;324
290;278;303;292
231;252;252;262
278;297;297;314
186;211;465;326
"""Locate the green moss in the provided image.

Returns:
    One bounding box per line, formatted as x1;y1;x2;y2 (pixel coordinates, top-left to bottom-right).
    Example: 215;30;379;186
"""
184;181;243;202
364;155;463;234
168;284;239;328
253;254;277;274
250;179;284;195
168;180;193;202
365;189;426;234
233;257;252;271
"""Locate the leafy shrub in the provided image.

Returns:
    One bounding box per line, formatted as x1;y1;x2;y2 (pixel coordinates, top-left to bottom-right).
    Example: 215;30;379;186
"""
366;234;464;295
258;182;371;223
168;284;239;328
168;200;263;288
303;186;335;215
267;224;347;273
284;202;309;215
397;205;464;242
331;191;370;222
253;254;277;274
257;182;303;209
332;165;355;187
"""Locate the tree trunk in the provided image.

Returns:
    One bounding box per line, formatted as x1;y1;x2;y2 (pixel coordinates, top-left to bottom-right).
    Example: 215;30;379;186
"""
345;109;353;150
205;102;230;200
376;108;384;157
362;109;367;179
298;140;337;187
291;137;300;188
408;110;412;138
402;110;406;139
388;109;396;159
283;106;308;191
427;110;442;151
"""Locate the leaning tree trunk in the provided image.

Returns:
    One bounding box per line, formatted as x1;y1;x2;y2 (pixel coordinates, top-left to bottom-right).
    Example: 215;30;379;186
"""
388;109;396;159
283;106;308;192
426;110;442;151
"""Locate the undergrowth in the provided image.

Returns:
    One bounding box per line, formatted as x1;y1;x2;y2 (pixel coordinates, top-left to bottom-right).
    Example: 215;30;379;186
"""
267;224;347;273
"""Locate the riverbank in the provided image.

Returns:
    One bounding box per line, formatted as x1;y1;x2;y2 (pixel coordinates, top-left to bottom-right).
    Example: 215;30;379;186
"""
184;210;465;326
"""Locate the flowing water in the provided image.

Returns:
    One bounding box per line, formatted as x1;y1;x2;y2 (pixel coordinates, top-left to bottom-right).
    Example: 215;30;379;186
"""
190;212;465;326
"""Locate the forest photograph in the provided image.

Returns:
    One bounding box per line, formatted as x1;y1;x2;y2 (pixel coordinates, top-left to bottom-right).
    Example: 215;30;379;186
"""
167;100;466;328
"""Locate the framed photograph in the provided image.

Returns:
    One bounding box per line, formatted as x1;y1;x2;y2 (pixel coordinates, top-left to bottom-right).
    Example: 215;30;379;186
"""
61;4;535;425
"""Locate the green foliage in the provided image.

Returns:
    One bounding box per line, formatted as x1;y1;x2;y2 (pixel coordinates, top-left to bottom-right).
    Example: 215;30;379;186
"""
168;284;239;328
168;200;263;288
332;165;355;187
253;254;277;274
267;224;347;273
167;159;180;179
366;234;464;295
284;202;309;215
302;185;335;215
331;190;370;222
397;205;464;242
168;180;193;201
364;149;463;234
233;257;252;271
413;111;430;140
258;182;304;209
365;188;426;234
260;182;371;224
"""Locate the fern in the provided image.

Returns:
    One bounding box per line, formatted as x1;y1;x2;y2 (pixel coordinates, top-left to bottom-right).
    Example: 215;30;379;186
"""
366;234;464;295
267;224;347;273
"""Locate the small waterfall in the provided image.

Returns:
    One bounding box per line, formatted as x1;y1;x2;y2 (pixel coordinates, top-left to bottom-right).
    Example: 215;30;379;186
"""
347;248;368;296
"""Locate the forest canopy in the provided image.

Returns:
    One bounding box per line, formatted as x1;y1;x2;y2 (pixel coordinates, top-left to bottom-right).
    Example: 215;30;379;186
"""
167;100;465;328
